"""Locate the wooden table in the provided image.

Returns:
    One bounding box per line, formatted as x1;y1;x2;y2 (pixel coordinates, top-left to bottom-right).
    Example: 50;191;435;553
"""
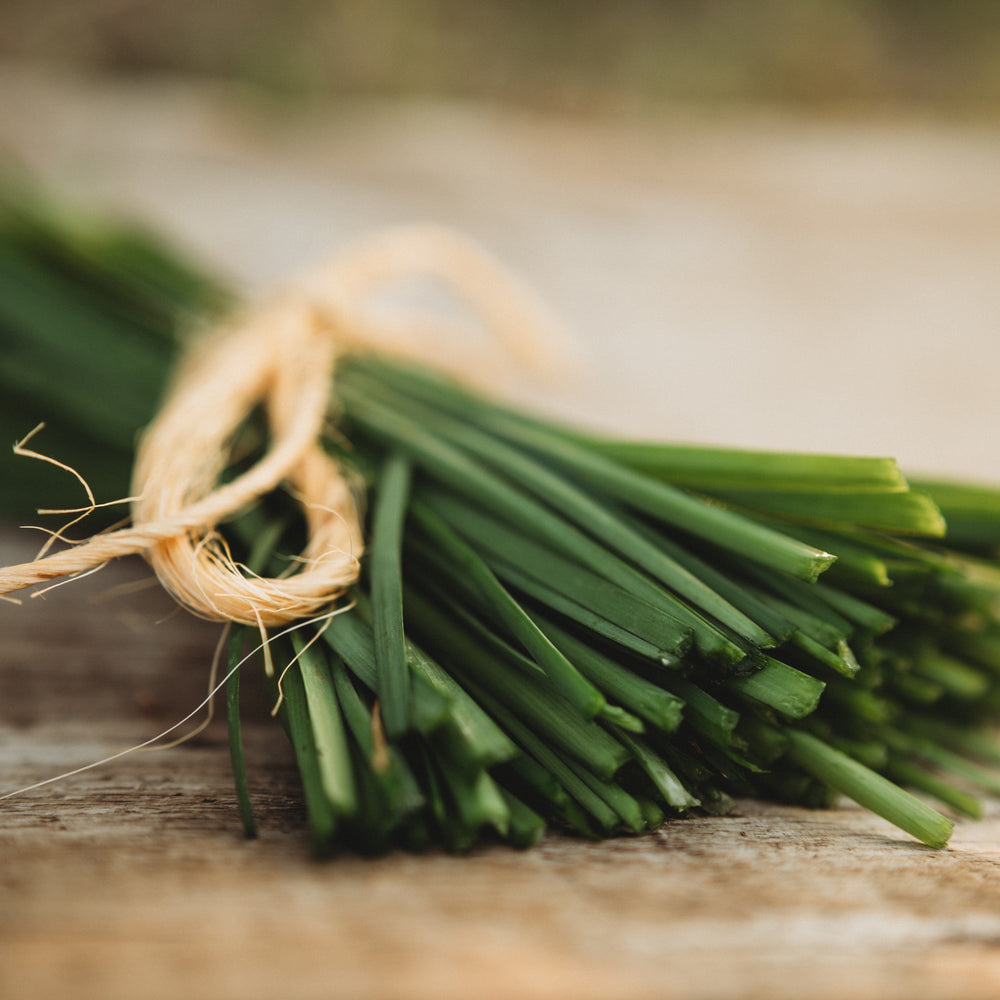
5;68;1000;999
4;530;1000;1000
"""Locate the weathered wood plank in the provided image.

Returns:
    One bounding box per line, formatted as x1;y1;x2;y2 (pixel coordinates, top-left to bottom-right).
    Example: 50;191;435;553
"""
4;530;1000;1000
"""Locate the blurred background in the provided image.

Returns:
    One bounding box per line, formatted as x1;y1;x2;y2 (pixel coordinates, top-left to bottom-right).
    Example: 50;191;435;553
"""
2;0;1000;477
7;1;1000;111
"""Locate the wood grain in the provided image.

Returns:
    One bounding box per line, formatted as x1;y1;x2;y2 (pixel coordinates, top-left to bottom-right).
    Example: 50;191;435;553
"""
4;529;1000;1000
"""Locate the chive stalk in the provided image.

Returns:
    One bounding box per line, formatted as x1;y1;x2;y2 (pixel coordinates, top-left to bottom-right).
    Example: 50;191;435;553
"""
369;453;412;738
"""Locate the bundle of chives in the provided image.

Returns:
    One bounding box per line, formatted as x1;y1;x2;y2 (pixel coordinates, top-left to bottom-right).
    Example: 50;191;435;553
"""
3;195;1000;855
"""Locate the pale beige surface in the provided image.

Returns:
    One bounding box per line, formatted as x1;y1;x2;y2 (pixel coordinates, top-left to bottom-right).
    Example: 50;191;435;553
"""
4;65;1000;478
4;68;1000;1000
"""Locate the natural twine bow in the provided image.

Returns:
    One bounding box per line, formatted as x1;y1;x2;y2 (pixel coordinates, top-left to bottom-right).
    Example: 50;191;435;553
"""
0;225;570;626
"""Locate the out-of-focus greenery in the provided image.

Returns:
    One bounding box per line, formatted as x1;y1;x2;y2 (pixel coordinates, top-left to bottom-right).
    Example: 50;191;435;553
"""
5;0;1000;112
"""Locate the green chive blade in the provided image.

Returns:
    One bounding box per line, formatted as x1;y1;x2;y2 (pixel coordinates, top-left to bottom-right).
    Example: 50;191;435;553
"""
370;453;412;738
225;627;257;839
785;730;954;848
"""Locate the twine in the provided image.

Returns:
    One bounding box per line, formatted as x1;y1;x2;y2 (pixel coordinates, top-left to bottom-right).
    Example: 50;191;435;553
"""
0;225;569;626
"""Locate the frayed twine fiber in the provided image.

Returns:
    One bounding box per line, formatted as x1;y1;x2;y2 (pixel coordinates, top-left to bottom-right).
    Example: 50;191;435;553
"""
0;225;571;626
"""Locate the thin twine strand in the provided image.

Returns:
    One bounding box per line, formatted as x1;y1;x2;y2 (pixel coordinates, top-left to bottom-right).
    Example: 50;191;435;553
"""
0;612;342;802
